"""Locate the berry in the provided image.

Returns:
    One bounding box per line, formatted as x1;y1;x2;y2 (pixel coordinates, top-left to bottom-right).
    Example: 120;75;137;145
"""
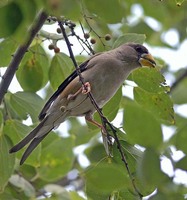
56;27;62;34
54;47;60;53
90;38;96;44
48;44;55;50
84;33;90;39
105;34;111;41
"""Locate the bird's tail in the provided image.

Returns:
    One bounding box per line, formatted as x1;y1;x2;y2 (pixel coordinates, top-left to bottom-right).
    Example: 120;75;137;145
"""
9;117;53;165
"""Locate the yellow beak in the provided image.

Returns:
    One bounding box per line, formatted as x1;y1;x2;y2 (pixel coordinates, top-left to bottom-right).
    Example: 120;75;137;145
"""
139;53;156;68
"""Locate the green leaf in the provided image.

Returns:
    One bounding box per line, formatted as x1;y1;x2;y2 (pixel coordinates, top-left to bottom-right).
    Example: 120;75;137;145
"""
137;148;164;187
112;141;154;196
85;163;129;194
0;135;15;192
123;102;162;149
68;118;98;146
9;91;44;123
84;0;126;23
175;125;187;154
49;53;73;90
110;189;138;200
171;78;187;104
4;120;41;165
44;0;80;19
38;136;75;181
16;55;44;92
113;33;146;48
91;87;122;129
0;0;37;41
128;21;154;41
134;87;174;124
132;67;169;93
4;120;32;144
103;87;122;121
0;2;23;37
29;44;49;87
176;156;187;171
86;181;111;200
69;191;85;200
84;143;107;163
0;38;18;67
0;111;3;132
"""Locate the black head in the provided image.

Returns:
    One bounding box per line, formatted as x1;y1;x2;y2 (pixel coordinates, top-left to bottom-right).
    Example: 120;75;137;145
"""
126;43;156;67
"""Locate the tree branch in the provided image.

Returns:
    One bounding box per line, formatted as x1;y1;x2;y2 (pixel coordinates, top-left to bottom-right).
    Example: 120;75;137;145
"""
0;11;48;104
58;20;143;199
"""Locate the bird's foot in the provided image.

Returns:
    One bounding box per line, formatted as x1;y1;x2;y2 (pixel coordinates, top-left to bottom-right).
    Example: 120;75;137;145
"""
67;82;91;101
82;82;91;94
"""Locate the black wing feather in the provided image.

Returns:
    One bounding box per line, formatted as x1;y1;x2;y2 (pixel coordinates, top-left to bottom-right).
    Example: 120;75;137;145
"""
38;60;90;121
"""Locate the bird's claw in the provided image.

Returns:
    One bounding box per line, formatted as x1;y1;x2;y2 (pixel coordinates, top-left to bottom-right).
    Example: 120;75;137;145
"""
82;82;91;94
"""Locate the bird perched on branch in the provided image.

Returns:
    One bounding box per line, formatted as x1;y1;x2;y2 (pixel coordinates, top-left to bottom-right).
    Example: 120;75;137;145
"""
9;43;156;165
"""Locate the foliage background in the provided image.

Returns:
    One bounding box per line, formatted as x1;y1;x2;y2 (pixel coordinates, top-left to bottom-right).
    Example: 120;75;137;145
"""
0;0;187;199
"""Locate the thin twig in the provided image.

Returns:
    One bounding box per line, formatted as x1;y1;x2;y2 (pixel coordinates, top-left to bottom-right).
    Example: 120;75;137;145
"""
79;21;95;55
58;20;142;199
83;15;106;47
58;20;99;108
105;121;143;199
0;11;48;104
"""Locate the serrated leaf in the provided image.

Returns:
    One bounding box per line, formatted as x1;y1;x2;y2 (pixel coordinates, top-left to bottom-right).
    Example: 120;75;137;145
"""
132;67;169;93
0;135;15;192
9;91;44;123
49;53;73;90
123;102;162;149
134;87;174;124
113;33;146;48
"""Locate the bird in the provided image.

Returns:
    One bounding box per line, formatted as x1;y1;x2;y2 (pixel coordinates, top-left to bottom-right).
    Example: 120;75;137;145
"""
9;43;156;165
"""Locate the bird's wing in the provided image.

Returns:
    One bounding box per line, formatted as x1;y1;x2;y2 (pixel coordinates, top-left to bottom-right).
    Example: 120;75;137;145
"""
38;53;102;121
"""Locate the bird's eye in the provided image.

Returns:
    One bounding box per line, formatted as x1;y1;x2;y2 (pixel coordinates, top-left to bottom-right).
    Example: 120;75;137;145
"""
135;46;148;54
